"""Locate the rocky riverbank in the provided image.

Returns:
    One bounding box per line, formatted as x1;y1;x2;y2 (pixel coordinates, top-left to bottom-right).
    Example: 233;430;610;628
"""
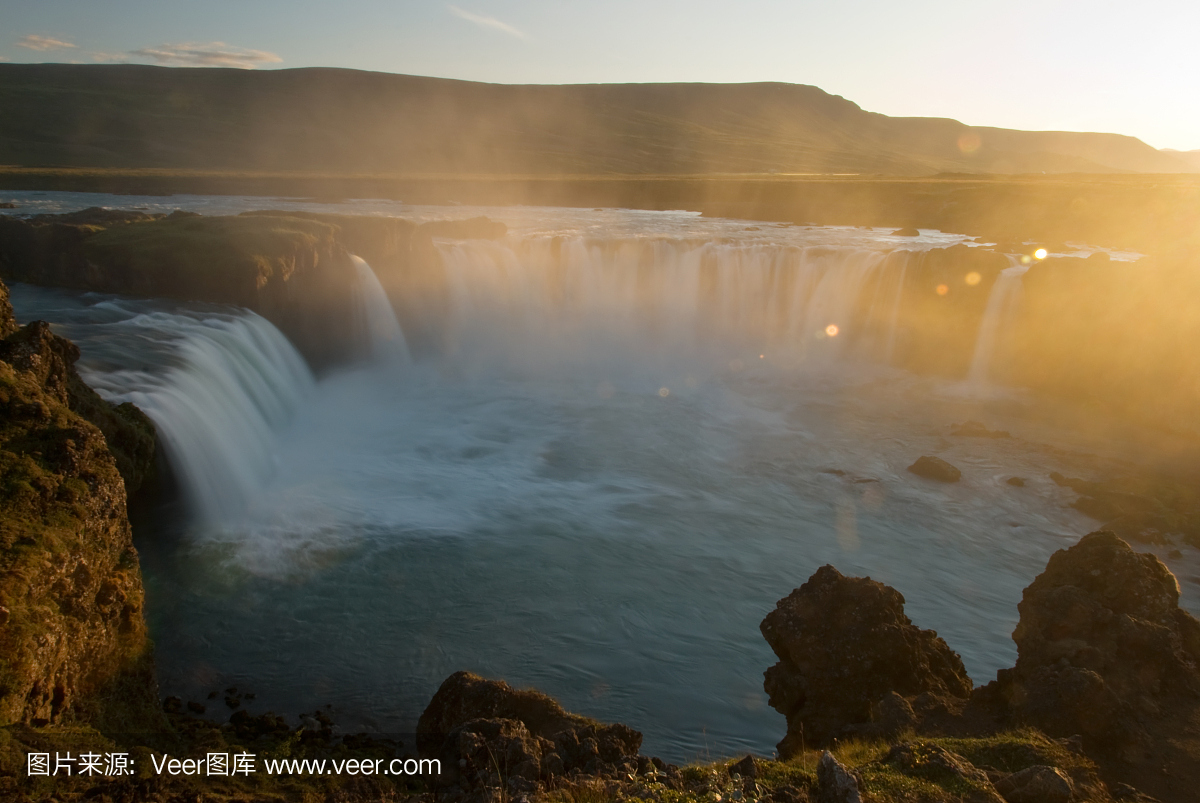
0;277;158;730
0;208;506;370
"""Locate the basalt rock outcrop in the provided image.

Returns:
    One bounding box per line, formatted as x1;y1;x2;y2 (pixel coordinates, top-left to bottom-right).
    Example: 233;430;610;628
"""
760;565;973;756
418;671;643;793
0;276;158;726
977;532;1200;796
0;210;365;368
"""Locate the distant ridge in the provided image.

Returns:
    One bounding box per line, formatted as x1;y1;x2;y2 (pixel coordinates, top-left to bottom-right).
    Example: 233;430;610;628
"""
0;63;1193;176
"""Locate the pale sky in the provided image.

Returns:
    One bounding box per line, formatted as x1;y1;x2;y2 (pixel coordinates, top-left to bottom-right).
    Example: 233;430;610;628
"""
3;0;1198;151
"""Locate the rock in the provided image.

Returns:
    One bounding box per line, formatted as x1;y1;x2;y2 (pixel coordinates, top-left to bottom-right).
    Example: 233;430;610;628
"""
224;695;241;709
816;751;861;803
987;532;1200;780
870;691;918;737
1007;477;1026;487
993;765;1073;803
893;227;921;237
883;742;1003;802
908;455;962;483
0;212;369;369
728;754;758;779
0;283;158;726
163;696;183;714
417;671;642;785
186;701;206;714
952;421;1011;438
761;565;972;755
0;202;17;209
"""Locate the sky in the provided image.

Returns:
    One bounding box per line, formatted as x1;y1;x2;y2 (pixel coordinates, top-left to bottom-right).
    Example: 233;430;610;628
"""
3;0;1198;151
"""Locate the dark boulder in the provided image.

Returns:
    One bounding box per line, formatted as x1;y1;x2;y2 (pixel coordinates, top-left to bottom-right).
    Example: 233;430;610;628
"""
981;532;1200;796
728;754;758;779
760;565;972;756
908;455;962;483
417;671;642;788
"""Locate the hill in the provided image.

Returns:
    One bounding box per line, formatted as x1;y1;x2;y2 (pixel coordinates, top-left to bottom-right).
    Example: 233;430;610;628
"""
0;63;1193;176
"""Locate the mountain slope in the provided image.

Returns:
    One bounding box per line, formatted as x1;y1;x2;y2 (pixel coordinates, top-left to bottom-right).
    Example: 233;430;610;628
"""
0;63;1192;175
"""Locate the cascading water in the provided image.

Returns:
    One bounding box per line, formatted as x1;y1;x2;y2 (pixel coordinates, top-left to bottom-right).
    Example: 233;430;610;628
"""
351;255;410;363
10;197;1177;766
967;255;1028;388
435;237;916;371
8;285;314;522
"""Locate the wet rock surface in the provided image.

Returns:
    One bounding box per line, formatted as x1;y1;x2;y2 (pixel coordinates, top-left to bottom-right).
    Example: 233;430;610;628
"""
760;564;973;755
908;455;962;483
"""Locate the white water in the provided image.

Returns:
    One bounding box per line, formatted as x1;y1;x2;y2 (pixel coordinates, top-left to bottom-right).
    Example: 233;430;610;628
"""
351;254;411;363
6;194;1187;763
10;290;315;523
967;256;1029;388
437;238;910;373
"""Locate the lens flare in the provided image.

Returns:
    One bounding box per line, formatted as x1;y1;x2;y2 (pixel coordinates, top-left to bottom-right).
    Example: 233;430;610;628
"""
965;271;982;286
658;387;669;397
957;132;982;154
1034;248;1048;260
825;324;839;337
936;284;949;296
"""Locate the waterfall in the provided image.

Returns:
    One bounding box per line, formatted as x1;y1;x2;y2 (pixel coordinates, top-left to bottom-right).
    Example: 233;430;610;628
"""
81;310;315;523
351;255;410;363
434;237;917;369
967;256;1028;387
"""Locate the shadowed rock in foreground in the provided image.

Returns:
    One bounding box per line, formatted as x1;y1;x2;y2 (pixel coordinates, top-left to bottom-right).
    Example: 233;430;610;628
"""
978;532;1200;798
764;533;1200;802
418;671;645;795
760;564;973;756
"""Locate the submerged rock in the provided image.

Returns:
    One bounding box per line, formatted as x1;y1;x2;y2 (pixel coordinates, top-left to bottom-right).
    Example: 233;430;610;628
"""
760;565;972;755
907;455;962;483
952;421;1011;438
